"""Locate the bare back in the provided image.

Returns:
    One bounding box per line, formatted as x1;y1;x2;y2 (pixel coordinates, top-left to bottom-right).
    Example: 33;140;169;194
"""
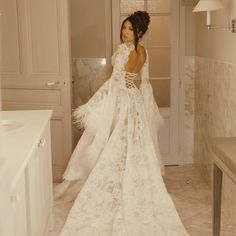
124;44;146;74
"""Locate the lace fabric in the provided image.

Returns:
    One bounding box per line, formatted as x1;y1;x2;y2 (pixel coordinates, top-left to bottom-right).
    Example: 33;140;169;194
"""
56;43;189;235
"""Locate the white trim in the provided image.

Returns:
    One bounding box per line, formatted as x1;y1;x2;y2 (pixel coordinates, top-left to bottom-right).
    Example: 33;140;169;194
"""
179;5;185;164
111;0;120;52
105;0;112;75
112;0;182;165
170;0;181;164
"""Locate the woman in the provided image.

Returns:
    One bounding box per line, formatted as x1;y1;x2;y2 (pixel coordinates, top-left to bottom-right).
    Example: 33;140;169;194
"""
57;11;188;235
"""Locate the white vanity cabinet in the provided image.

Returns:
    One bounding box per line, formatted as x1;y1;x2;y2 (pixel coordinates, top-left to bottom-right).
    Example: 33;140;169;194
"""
10;172;28;236
1;110;53;236
25;121;53;236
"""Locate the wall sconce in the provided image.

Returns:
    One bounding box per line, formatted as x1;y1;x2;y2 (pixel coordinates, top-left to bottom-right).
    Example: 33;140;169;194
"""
193;0;236;33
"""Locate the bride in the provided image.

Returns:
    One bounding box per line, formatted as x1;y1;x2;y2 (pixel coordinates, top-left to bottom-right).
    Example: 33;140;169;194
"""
56;10;188;236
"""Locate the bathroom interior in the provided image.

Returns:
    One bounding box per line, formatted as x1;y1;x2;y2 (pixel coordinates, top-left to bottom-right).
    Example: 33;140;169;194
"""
0;0;236;235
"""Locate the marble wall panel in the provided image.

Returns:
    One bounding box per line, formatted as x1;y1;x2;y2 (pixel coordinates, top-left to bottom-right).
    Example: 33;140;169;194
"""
194;57;236;233
194;58;236;178
71;58;110;147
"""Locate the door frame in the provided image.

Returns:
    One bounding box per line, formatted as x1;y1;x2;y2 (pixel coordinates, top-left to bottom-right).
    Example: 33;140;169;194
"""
111;0;185;165
178;1;196;165
179;1;185;165
171;0;183;165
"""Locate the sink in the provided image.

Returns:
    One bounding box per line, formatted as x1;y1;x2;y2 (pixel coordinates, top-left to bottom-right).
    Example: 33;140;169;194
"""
0;120;24;132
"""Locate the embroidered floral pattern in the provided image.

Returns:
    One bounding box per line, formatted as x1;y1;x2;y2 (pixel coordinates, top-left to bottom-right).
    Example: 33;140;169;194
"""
57;43;188;236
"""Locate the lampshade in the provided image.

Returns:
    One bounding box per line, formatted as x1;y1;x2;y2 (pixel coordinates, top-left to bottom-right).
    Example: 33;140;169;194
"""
193;0;223;12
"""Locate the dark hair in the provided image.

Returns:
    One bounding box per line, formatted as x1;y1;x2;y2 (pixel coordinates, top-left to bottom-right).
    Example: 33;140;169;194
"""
120;11;150;51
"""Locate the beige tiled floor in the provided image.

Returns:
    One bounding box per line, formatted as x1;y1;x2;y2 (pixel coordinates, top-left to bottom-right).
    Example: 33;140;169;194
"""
50;164;213;236
163;165;212;236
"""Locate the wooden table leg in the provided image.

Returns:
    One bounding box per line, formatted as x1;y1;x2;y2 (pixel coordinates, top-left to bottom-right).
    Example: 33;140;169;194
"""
213;164;223;236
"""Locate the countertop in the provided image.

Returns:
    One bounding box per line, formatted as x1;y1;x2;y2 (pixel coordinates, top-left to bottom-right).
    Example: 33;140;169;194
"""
0;110;53;191
211;137;236;178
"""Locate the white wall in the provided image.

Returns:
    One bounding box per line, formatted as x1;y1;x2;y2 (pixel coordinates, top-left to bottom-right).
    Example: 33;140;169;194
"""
70;0;107;58
196;0;236;63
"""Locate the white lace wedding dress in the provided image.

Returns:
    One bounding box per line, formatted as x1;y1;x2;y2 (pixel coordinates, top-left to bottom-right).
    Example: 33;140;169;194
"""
57;43;189;236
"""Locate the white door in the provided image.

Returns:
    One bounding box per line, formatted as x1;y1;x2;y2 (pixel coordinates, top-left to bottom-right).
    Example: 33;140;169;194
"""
0;0;72;181
112;0;182;165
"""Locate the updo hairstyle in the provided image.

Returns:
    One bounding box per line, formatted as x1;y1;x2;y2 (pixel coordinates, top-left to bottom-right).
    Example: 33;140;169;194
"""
120;11;150;51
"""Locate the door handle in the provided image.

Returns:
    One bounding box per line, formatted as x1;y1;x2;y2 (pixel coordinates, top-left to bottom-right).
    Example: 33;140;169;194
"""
46;81;60;86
